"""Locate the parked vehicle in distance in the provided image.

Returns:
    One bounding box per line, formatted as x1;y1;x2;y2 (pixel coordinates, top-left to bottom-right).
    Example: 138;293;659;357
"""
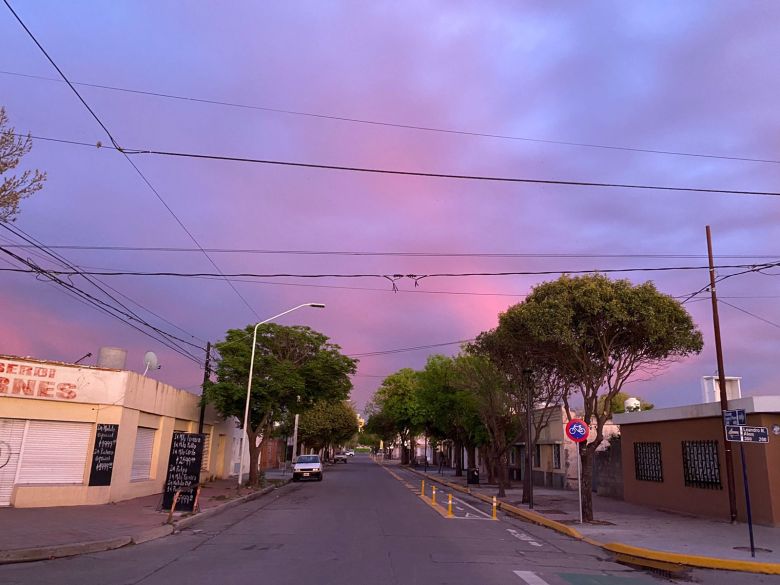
345;450;355;457
292;454;323;481
334;452;348;463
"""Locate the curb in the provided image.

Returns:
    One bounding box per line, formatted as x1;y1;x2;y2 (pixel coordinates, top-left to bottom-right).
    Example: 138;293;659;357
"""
0;479;290;565
405;467;780;575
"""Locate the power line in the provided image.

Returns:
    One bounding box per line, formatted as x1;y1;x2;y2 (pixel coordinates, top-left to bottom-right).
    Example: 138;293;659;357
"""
3;69;779;166
719;299;780;331
18;130;780;199
2;1;260;321
4;241;780;260
347;339;473;358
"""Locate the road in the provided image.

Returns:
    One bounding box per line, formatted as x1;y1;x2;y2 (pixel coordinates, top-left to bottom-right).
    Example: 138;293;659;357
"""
0;456;776;585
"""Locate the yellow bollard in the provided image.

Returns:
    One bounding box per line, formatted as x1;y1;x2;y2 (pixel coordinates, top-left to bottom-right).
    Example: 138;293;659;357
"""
492;496;497;520
432;485;437;505
447;493;453;517
421;479;425;496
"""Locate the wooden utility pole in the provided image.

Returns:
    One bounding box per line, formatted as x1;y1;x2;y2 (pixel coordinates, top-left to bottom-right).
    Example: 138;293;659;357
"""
198;341;212;434
706;226;738;523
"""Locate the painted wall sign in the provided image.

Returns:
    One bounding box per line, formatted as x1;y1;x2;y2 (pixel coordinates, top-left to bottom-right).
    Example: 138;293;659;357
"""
0;358;124;405
161;432;204;512
88;424;119;486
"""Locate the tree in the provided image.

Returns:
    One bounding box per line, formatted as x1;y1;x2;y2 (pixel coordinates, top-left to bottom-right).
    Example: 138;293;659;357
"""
367;368;423;465
298;400;359;458
499;274;702;520
1;107;46;221
206;323;356;486
598;391;654;414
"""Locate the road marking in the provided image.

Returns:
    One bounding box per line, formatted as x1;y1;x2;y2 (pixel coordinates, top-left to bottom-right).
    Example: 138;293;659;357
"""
507;528;542;547
513;570;550;585
455;506;464;511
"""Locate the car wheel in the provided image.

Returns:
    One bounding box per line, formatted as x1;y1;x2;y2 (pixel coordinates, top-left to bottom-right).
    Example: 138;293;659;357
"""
292;476;299;482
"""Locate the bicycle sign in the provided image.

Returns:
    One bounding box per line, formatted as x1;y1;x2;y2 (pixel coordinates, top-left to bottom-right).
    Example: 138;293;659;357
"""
565;419;590;443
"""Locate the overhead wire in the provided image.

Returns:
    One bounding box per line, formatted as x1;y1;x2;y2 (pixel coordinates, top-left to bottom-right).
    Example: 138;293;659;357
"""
3;69;779;166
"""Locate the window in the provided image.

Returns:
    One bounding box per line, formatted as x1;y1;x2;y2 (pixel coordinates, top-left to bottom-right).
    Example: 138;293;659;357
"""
553;444;561;469
633;442;663;482
131;427;156;481
682;440;722;489
533;444;541;468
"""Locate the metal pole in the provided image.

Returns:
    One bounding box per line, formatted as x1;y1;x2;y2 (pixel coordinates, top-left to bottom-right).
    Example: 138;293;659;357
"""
238;324;260;488
577;443;583;524
198;341;211;434
706;226;738;523
740;443;756;557
291;413;300;460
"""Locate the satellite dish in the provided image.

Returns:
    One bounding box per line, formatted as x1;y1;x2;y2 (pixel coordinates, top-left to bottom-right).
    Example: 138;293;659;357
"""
142;351;160;376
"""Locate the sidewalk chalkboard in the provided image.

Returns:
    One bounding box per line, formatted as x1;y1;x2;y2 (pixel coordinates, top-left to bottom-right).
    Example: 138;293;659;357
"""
161;432;204;511
88;424;119;486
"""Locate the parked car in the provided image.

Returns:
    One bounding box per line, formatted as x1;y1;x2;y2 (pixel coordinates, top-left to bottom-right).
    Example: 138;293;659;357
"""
345;450;355;457
292;454;323;481
334;452;348;463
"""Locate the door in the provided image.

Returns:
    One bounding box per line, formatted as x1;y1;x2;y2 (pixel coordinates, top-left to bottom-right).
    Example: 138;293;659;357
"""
0;418;26;506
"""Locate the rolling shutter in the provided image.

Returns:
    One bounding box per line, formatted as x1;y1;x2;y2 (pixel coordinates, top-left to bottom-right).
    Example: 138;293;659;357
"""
17;421;91;484
131;427;156;481
0;418;26;505
200;433;211;472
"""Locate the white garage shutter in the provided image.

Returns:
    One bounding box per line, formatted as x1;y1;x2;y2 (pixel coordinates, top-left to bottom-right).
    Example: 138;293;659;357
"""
17;421;91;484
131;427;156;481
0;418;26;505
201;433;211;472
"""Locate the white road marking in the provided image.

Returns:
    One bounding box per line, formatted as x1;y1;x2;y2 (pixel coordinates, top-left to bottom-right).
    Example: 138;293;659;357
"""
455;506;464;511
507;528;542;547
513;570;550;585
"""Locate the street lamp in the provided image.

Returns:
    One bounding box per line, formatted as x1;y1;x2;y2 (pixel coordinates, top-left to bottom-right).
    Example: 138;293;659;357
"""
237;303;325;487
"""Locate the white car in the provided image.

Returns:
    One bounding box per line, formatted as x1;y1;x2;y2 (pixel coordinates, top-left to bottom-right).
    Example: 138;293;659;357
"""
292;454;323;481
345;450;355;457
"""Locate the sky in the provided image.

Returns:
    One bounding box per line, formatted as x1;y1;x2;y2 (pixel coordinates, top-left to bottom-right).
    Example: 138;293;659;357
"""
2;2;779;413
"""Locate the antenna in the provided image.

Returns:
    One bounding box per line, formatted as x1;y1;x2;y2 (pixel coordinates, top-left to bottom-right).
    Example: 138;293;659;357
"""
142;351;160;377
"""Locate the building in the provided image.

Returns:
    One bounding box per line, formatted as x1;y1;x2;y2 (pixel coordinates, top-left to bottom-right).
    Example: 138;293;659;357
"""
615;395;780;526
0;354;241;508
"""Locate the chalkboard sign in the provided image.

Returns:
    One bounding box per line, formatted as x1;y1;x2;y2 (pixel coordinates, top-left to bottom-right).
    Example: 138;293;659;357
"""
161;432;204;511
88;424;119;486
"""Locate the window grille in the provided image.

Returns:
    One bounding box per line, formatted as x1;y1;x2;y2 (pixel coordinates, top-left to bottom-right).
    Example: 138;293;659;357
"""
682;440;722;489
553;444;561;469
633;442;663;482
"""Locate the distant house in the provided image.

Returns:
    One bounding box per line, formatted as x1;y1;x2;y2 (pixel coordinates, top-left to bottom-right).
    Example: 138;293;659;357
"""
615;395;780;526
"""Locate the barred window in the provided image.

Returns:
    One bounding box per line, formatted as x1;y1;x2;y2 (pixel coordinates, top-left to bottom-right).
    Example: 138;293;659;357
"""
553;444;561;469
682;441;722;489
633;442;663;482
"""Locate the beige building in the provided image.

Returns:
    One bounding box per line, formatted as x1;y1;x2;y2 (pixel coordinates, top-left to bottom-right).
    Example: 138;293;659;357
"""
0;354;240;508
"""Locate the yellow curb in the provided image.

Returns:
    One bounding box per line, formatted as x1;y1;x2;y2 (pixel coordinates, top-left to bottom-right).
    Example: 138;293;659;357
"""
602;542;780;575
498;500;584;540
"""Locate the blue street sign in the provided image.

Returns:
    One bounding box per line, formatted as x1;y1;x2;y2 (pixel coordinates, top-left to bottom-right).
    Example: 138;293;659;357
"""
726;425;743;442
740;426;769;444
724;409;746;426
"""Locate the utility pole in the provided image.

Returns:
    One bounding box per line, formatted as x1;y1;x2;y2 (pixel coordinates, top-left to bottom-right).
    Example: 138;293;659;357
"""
291;413;300;460
198;342;211;434
523;368;534;509
706;226;738;523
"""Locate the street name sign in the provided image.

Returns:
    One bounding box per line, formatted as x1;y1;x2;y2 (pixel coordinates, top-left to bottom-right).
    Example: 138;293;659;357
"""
723;409;746;426
725;425;769;444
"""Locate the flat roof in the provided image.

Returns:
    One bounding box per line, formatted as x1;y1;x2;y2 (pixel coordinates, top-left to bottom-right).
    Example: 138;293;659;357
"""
613;395;780;425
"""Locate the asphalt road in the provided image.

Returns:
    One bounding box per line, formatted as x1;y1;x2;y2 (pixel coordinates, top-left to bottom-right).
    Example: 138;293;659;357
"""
0;456;776;585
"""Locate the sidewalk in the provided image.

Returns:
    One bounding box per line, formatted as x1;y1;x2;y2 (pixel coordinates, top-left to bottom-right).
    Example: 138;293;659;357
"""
0;470;290;564
396;461;780;574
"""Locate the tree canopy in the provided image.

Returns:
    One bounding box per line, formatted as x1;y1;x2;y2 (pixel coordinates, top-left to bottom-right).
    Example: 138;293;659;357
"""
298;400;359;455
1;107;46;221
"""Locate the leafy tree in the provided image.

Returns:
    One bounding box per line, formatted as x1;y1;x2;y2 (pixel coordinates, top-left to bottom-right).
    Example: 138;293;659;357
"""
367;368;423;464
598;391;654;414
206;323;356;485
499;274;702;520
1;107;46;221
298;400;359;458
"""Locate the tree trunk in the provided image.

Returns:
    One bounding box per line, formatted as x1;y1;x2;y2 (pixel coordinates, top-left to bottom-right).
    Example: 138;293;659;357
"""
247;429;261;486
466;445;476;471
580;444;595;522
497;451;509;497
522;447;532;504
486;450;496;485
454;440;463;477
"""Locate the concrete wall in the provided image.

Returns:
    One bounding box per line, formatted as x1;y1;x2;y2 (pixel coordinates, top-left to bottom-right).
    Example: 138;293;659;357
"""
620;413;779;526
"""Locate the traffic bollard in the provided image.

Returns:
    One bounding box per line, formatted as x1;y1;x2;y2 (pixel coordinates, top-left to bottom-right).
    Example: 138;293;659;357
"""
421;479;425;496
447;493;453;517
492;496;497;520
432;485;437;505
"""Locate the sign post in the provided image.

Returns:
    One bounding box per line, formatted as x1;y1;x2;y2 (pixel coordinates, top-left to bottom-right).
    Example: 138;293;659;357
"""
723;409;769;558
565;419;590;524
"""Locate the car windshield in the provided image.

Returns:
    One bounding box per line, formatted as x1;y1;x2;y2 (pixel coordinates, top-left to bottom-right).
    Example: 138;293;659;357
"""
296;455;320;464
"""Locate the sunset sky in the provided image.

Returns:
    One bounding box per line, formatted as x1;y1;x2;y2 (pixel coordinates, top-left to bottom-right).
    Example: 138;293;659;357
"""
2;2;779;412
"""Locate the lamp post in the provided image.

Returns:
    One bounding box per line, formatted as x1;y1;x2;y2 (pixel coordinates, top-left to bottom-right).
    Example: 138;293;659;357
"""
237;303;325;487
